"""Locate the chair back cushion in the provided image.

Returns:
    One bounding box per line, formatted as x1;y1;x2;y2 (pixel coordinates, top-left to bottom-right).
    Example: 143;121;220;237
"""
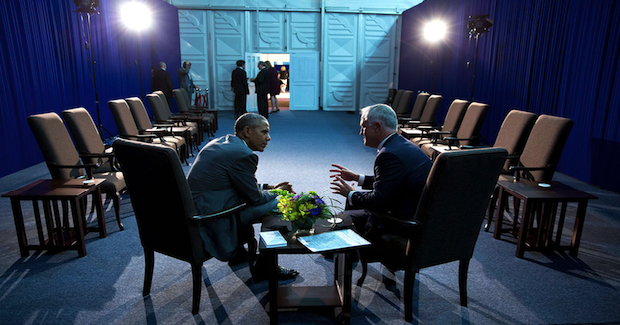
108;99;140;137
409;92;430;119
125;97;153;131
386;88;397;106
178;88;194;108
394;90;414;115
419;94;443;124
412;147;507;269
173;88;190;113
62;107;111;171
493;110;537;172
147;93;171;122
27;112;83;179
113;138;205;261
441;99;469;133
519;114;573;181
391;90;405;111
455;102;489;145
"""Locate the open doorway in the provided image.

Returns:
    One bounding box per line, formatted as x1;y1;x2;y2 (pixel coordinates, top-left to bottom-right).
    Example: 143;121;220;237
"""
261;53;290;110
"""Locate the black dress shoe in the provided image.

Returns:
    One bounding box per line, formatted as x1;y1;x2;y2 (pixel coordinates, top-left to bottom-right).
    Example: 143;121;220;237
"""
252;265;299;282
276;266;299;279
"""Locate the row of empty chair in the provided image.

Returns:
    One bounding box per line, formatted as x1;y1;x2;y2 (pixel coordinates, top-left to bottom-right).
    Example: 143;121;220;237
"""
27;109;127;231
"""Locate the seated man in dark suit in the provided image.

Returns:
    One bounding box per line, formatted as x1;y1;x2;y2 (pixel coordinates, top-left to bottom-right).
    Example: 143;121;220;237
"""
187;113;298;280
330;104;432;238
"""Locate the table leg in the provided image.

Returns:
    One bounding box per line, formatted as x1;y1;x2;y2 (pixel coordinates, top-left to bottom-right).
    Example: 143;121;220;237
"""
267;252;278;325
337;252;352;325
570;200;589;257
555;202;568;245
545;202;559;248
516;200;532;258
32;199;45;246
43;200;58;246
70;198;87;257
10;198;29;257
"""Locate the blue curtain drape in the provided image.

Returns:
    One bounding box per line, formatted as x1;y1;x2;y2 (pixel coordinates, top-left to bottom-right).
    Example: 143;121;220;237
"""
400;0;620;192
0;0;180;178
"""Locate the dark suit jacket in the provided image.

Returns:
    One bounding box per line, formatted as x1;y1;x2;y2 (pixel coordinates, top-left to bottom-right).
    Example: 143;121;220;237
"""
231;67;249;94
187;135;276;260
178;67;192;93
151;69;173;102
253;68;270;94
350;133;432;220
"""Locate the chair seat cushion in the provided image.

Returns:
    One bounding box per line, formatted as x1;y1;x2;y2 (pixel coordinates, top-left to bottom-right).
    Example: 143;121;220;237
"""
364;232;409;271
94;171;126;193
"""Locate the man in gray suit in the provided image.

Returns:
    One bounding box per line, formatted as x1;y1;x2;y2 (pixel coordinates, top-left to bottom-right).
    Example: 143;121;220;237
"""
178;61;195;104
187;113;298;280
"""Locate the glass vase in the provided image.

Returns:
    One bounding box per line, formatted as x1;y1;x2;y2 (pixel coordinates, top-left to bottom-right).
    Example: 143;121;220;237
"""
291;218;314;237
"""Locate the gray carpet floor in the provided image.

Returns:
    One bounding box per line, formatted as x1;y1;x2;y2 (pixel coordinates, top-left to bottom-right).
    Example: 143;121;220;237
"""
1;110;619;324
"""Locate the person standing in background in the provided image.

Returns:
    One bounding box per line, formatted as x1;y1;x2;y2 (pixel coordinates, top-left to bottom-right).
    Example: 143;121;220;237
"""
265;61;280;113
178;61;195;105
250;61;270;119
231;60;249;119
152;62;173;107
279;66;289;92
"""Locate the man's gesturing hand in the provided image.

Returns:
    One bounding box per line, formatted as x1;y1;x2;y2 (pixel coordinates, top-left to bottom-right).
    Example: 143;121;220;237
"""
330;176;355;197
329;164;360;182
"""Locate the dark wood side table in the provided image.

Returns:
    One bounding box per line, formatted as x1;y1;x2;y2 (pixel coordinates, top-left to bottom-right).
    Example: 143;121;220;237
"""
2;179;106;257
494;179;597;258
260;215;365;325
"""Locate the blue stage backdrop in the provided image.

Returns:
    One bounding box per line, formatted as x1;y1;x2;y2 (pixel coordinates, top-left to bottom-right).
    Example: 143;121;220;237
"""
399;0;620;193
0;0;180;178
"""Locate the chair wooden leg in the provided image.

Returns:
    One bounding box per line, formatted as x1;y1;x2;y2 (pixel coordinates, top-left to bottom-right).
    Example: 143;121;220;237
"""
404;269;415;322
191;263;203;314
143;249;154;296
111;192;124;231
459;258;470;307
485;187;499;231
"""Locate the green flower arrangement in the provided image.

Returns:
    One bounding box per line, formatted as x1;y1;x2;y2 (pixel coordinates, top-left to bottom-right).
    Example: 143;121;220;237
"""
270;189;336;224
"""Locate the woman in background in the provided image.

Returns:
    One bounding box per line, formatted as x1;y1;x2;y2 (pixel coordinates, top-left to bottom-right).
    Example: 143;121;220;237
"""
265;61;280;113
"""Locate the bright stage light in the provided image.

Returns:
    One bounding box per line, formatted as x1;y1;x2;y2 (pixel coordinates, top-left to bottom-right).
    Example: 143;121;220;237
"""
424;20;447;42
120;2;152;31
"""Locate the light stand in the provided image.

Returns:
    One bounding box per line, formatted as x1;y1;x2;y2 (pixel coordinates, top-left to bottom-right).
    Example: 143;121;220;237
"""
136;36;144;100
467;15;493;101
76;1;110;142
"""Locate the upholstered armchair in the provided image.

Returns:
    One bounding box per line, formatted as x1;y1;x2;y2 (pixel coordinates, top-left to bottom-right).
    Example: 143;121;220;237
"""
357;147;507;321
108;99;188;165
125;96;196;155
419;102;489;158
397;91;430;123
402;99;469;145
113;138;248;314
147;92;202;144
400;94;442;128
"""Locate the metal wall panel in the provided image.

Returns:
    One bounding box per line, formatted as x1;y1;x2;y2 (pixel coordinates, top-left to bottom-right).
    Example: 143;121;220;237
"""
359;15;398;108
211;11;246;109
288;12;320;51
323;13;359;111
178;10;208;94
257;12;286;52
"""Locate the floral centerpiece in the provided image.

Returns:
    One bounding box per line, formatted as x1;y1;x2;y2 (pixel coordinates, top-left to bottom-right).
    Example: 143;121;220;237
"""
270;189;336;235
